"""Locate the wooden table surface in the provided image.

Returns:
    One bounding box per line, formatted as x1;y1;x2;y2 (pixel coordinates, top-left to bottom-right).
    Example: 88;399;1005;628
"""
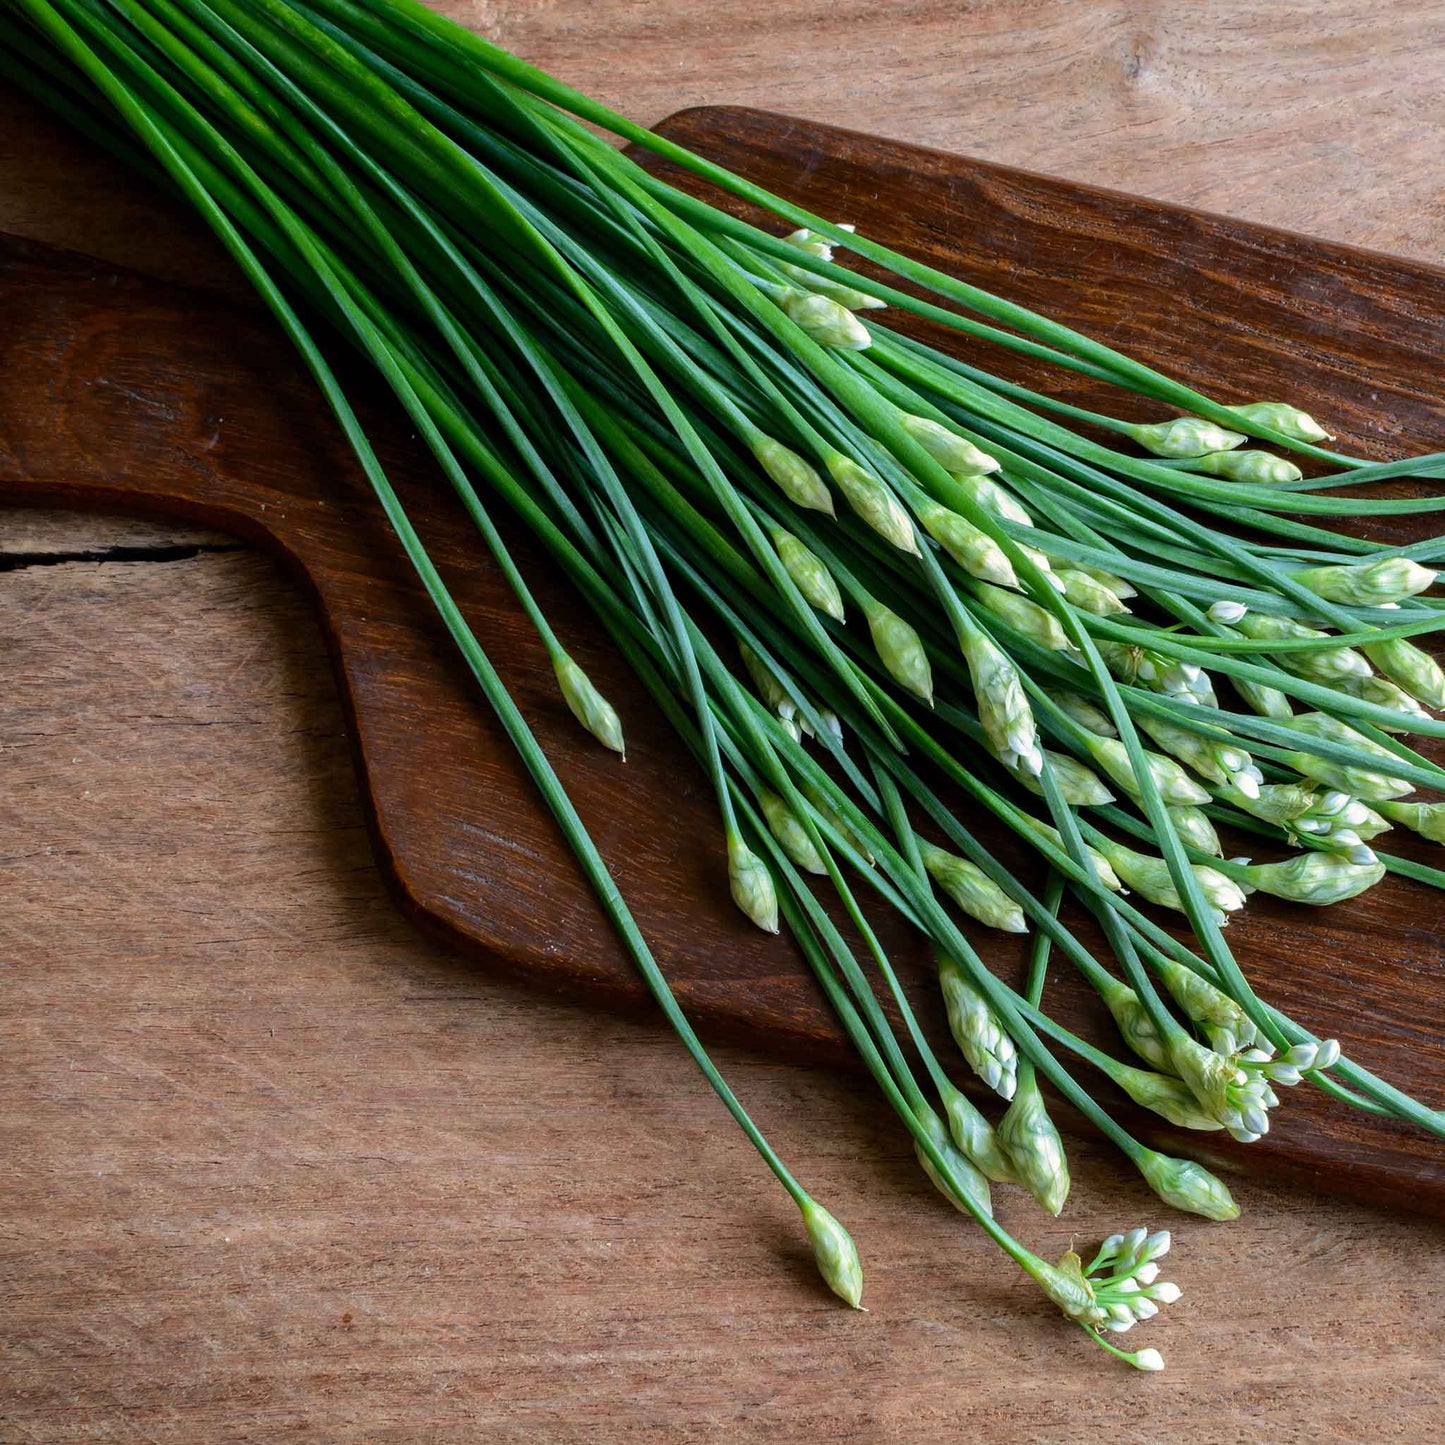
3;3;1444;1440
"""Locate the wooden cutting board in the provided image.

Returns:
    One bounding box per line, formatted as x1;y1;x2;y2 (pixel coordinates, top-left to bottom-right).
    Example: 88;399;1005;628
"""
3;106;1442;1213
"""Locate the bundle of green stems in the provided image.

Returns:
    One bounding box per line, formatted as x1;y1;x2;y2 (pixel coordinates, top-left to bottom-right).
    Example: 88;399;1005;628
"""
10;0;1445;1370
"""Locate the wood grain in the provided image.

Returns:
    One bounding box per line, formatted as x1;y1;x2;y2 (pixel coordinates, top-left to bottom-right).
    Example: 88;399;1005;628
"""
4;2;1445;1438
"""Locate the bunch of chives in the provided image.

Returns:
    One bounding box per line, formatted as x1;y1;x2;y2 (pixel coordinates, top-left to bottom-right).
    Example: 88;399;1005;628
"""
7;0;1444;1371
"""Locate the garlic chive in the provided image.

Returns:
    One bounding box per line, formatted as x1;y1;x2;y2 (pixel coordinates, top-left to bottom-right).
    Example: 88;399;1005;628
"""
553;651;626;756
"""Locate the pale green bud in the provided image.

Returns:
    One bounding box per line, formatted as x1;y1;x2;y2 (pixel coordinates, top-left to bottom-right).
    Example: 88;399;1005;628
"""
553;651;625;756
1017;751;1115;807
921;841;1027;933
782;226;836;260
970;583;1073;651
1095;641;1208;699
777;260;886;310
1137;714;1261;793
1235;676;1295;719
962;632;1042;776
997;1072;1070;1215
1291;556;1436;607
916;500;1018;586
1105;1058;1225;1131
799;1197;865;1308
1125;416;1247;458
1047;689;1118;737
1076;563;1137;599
801;783;874;864
1154;956;1260;1054
1081;734;1212;806
1338;673;1431;729
1134;1149;1240;1220
899;413;998;473
1167;805;1223;856
1233;613;1372;684
738;641;792;715
1241;851;1385;905
1192;449;1304;484
759;791;827;875
1092;838;1247;922
824;453;920;555
862;600;934;703
1222;400;1333;443
769;527;845;621
948;479;1029;540
1054;567;1130;615
940;1081;1017;1184
751;437;835;514
1378;798;1445;845
1096;976;1172;1071
776;286;873;349
914;1105;993;1218
1018;819;1123;891
726;830;779;933
1365;636;1445;708
1282;712;1413;800
937;951;1018;1098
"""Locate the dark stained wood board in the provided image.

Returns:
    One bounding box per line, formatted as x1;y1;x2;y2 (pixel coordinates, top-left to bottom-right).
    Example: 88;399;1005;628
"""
2;106;1442;1214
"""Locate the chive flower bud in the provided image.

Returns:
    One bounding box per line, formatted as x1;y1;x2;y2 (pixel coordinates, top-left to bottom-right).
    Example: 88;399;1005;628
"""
1207;599;1249;624
553;651;625;756
775;286;873;349
1103;1057;1225;1131
970;583;1073;651
1378;798;1445;845
1134;1149;1240;1220
726;830;779;933
1365;636;1445;708
1239;850;1385;905
862;600;934;702
1054;567;1130;615
1125;416;1247;458
1047;689;1118;737
801;783;874;864
1091;838;1247;923
1232;613;1372;684
1338;673;1431;728
738;641;792;715
1235;675;1295;719
948;477;1029;535
1292;556;1436;607
769;527;845;621
1095;641;1210;700
1095;975;1172;1071
1081;734;1213;806
913;1105;994;1218
782;226;836;260
940;1080;1017;1184
1222;400;1334;442
799;1197;865;1308
1167;1035;1274;1142
1281;713;1413;799
1154;956;1260;1055
1167;805;1223;856
1137;714;1262;795
915;499;1019;586
898;413;998;474
759;791;827;875
751;437;835;514
997;1072;1071;1215
824;452;921;555
920;841;1027;932
777;259;887;310
1019;820;1124;891
937;951;1018;1098
961;632;1043;775
1191;449;1305;484
1017;751;1115;807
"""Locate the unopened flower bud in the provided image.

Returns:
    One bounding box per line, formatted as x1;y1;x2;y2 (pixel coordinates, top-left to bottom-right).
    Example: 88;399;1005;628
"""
916;500;1018;586
799;1196;865;1308
769;527;846;621
1223;400;1334;442
1017;751;1115;807
1292;556;1436;607
1241;850;1385;905
913;1105;993;1218
1282;712;1413;800
553;651;625;756
898;413;998;473
1207;599;1249;624
862;599;934;703
1167;805;1223;856
727;830;779;933
1192;449;1304;484
1365;636;1445;708
962;632;1042;775
1126;416;1246;458
759;791;827;875
970;583;1073;651
1055;567;1130;615
1378;798;1445;845
824;453;920;554
776;286;873;349
921;841;1027;932
998;1072;1070;1215
1135;1148;1240;1220
751;437;835;514
1154;956;1259;1054
937;951;1018;1098
1082;734;1212;806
